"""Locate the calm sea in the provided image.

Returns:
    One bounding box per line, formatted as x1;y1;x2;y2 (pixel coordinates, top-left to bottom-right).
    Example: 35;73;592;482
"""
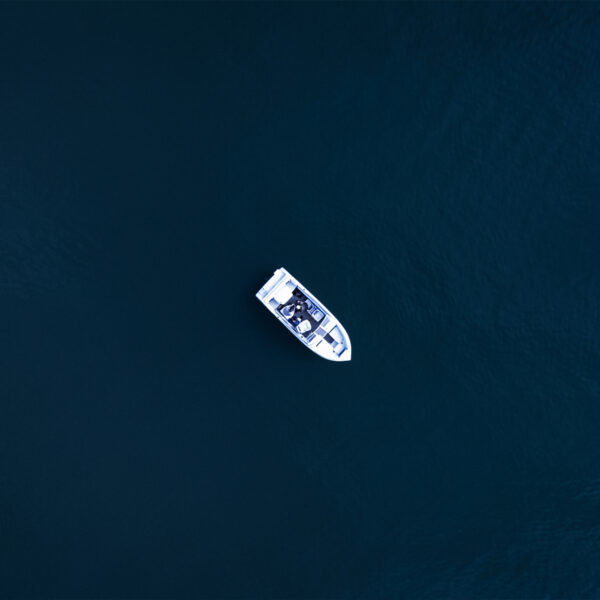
1;3;600;597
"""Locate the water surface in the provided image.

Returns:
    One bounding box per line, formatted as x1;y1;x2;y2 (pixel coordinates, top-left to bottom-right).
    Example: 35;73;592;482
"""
1;3;600;597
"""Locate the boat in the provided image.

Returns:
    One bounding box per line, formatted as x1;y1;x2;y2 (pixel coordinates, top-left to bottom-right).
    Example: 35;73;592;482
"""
256;267;352;362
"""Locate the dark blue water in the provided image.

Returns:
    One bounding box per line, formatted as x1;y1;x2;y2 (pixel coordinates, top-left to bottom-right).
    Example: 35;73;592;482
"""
1;4;600;597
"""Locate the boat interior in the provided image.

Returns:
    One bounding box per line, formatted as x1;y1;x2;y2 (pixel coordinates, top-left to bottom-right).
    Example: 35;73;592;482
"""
276;287;325;339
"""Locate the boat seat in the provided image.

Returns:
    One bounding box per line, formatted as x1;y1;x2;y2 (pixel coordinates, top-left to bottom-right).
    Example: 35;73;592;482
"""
309;306;324;321
296;320;312;334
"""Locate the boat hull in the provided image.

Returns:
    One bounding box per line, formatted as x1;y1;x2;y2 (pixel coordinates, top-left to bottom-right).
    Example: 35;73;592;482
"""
256;268;351;362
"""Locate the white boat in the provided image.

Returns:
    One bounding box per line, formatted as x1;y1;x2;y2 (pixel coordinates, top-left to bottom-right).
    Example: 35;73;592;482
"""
256;267;352;362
